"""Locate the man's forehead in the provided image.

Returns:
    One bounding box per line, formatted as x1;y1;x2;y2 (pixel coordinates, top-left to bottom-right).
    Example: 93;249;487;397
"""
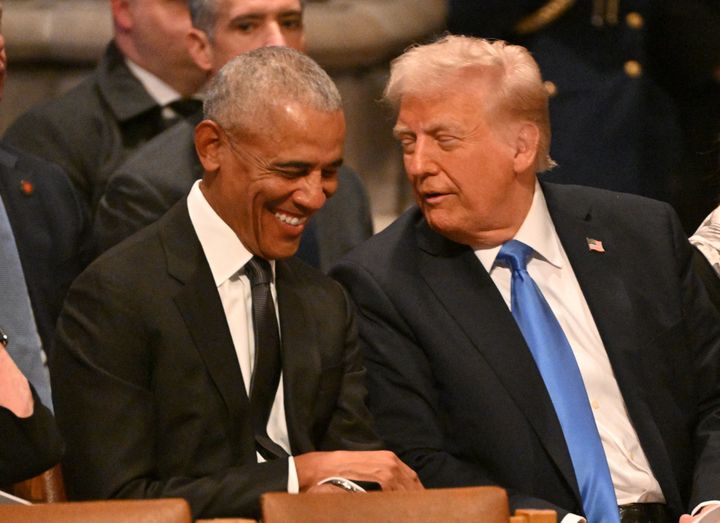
222;0;302;16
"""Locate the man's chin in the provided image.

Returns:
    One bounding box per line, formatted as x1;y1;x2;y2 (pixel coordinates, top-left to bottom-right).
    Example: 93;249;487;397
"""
258;241;302;261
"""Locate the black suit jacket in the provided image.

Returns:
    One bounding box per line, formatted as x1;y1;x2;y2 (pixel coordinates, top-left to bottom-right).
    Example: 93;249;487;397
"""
4;43;170;211
51;200;381;518
0;142;87;355
331;182;720;520
92;119;374;271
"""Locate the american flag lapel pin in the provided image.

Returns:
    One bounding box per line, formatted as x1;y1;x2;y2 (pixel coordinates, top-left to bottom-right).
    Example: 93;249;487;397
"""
586;237;605;253
19;179;34;196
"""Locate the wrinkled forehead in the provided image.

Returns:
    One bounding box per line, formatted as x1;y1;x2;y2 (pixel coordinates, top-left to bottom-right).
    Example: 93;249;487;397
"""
220;0;303;16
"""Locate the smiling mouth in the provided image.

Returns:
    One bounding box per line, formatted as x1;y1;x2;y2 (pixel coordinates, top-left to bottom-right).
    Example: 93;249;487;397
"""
274;211;308;227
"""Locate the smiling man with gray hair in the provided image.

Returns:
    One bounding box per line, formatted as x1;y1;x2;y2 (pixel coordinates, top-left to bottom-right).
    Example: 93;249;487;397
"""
51;46;421;520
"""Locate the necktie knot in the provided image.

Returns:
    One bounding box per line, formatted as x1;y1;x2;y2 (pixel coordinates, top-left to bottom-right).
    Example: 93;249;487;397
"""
245;256;273;287
497;239;533;273
166;98;203;119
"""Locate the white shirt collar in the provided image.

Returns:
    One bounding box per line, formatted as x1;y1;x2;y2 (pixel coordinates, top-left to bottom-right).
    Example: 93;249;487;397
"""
475;180;565;272
187;180;275;286
125;58;182;107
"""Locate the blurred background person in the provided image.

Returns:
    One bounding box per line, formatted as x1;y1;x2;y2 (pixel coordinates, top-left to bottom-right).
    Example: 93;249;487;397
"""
93;0;373;272
3;0;207;213
0;1;88;411
0;0;446;231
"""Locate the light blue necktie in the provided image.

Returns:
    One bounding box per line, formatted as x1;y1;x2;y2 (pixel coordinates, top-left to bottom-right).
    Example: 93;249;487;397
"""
497;240;619;523
0;193;53;410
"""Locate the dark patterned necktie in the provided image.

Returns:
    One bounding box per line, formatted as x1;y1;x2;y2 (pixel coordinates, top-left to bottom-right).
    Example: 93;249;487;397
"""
244;256;288;460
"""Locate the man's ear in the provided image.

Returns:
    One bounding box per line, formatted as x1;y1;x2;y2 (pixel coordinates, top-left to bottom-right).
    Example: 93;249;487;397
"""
195;120;224;174
187;28;214;73
513;122;540;173
110;0;132;32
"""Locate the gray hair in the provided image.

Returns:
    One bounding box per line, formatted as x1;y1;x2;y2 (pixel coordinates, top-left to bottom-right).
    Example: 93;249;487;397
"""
203;46;342;135
385;35;555;172
188;0;217;39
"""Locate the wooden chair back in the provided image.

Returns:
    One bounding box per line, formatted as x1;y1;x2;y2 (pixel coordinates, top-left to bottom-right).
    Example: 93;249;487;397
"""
10;463;66;503
0;498;191;523
262;486;513;523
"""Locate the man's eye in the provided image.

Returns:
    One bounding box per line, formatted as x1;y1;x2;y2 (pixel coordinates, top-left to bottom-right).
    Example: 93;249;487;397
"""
321;168;338;179
276;169;306;179
437;136;458;149
281;17;303;30
400;139;416;153
235;22;257;33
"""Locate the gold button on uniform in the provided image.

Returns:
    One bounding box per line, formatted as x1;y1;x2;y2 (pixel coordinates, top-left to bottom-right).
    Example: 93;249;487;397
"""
624;60;642;78
591;400;600;410
544;80;558;97
626;12;644;29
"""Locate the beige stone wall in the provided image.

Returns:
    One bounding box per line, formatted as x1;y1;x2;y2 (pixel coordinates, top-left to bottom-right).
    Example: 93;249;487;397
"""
0;0;446;224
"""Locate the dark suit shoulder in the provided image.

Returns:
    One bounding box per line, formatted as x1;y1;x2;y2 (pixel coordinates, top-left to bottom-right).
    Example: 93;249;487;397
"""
3;72;104;159
346;207;422;256
541;181;681;239
0;141;86;236
113;121;198;190
336;206;438;274
281;255;349;295
542;181;673;211
89;220;166;278
0;141;65;178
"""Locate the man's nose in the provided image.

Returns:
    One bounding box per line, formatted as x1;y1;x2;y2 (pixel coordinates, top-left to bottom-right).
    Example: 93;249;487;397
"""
294;172;331;212
405;140;438;179
263;23;288;47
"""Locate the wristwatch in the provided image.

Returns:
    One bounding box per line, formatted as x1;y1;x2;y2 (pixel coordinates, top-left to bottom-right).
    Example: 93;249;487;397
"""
0;327;8;348
317;477;366;493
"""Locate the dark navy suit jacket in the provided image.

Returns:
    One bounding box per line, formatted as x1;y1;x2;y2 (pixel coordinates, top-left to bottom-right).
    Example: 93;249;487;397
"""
0;142;85;483
332;182;720;520
0;142;87;354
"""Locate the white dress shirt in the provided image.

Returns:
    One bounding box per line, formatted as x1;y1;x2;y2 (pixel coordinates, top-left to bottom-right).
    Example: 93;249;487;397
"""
187;180;299;492
474;181;663;522
690;205;720;276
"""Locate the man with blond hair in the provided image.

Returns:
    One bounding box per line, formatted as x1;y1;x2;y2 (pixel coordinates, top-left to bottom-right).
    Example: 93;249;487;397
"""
332;35;720;523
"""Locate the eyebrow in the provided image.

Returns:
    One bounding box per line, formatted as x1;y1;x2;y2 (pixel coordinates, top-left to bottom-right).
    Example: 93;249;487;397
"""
392;126;412;139
229;9;303;23
393;124;453;139
272;158;344;170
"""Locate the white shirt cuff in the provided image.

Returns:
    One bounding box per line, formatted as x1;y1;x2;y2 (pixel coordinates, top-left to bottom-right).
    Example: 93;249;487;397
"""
691;500;720;516
560;514;586;523
287;456;299;494
690;207;720;275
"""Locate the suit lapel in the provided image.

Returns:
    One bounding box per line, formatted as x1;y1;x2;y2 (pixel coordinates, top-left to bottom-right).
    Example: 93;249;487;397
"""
415;218;581;503
160;202;250;439
275;260;321;452
543;183;681;509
